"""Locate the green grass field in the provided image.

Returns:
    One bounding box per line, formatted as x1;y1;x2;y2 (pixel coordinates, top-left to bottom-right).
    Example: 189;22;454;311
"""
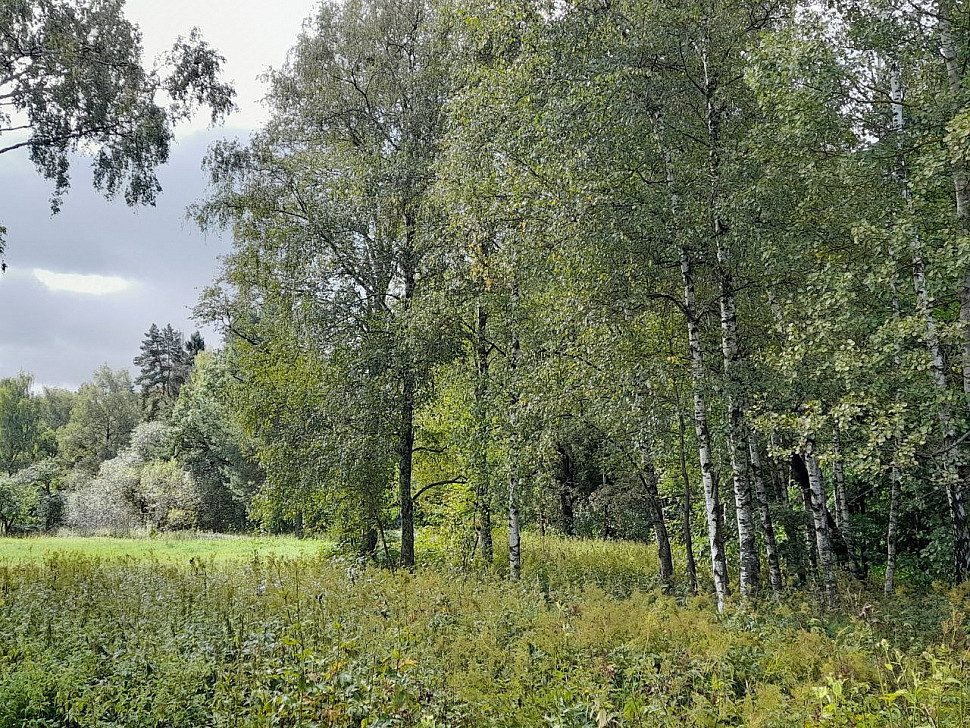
0;533;330;562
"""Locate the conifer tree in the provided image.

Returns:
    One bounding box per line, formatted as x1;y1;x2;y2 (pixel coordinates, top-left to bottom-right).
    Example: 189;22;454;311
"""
134;323;191;419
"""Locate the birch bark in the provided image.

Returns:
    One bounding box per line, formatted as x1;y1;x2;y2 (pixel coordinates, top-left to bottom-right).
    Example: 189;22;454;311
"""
890;57;970;580
666;141;730;611
702;42;760;597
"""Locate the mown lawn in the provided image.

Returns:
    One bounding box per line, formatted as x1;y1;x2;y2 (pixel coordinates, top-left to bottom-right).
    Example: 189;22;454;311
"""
0;533;329;562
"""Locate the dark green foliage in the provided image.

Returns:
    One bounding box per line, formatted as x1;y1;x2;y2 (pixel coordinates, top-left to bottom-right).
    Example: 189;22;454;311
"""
185;331;205;360
169;351;257;532
134;323;193;420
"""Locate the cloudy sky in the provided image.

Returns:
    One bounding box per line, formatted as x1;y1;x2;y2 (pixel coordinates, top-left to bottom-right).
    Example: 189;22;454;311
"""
0;0;318;390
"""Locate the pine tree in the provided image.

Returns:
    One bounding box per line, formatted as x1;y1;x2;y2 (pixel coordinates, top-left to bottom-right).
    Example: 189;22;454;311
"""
185;332;206;362
134;324;191;419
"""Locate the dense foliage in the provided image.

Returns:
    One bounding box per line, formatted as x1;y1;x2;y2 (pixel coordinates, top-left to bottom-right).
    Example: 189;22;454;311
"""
180;0;970;611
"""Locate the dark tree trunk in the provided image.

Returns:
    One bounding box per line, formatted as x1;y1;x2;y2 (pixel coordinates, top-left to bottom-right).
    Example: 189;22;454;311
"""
474;302;493;562
362;526;378;556
791;453;819;573
558;446;576;536
677;409;699;595
399;372;416;569
398;227;417;569
640;448;675;592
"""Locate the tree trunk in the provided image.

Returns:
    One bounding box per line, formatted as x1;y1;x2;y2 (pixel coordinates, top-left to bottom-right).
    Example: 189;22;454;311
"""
749;428;782;595
399;372;416;568
639;437;675;592
885;457;902;595
831;436;857;575
398;224;417;569
791;452;819;574
671;171;730;610
507;280;522;582
805;440;838;606
474;301;493;563
659;114;730;610
677;407;700;595
885;265;904;595
702;43;760;598
363;526;379;556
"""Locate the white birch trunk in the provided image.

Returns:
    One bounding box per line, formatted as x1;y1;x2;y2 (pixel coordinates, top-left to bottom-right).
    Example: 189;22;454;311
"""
702;42;760;598
665;141;730;611
890;57;970;580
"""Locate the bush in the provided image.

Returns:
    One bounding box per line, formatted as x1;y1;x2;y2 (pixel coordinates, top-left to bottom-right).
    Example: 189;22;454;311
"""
64;466;141;535
64;424;201;534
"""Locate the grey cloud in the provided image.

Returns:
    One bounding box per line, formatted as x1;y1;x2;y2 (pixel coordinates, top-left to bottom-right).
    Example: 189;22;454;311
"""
0;128;246;389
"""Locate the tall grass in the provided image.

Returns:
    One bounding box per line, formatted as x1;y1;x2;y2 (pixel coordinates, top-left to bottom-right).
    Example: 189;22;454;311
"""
0;537;967;726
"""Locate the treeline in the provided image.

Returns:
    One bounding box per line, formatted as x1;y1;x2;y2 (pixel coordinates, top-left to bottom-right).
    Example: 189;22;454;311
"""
185;0;970;607
0;326;259;535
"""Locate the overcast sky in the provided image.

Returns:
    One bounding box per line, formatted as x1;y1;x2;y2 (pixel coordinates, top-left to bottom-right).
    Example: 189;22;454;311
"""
0;0;318;390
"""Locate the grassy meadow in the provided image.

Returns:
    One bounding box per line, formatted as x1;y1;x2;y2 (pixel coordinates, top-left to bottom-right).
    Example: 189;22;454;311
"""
0;533;968;727
0;532;327;563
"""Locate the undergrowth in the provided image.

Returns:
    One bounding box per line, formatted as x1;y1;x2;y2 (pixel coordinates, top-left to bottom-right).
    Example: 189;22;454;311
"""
0;535;967;726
